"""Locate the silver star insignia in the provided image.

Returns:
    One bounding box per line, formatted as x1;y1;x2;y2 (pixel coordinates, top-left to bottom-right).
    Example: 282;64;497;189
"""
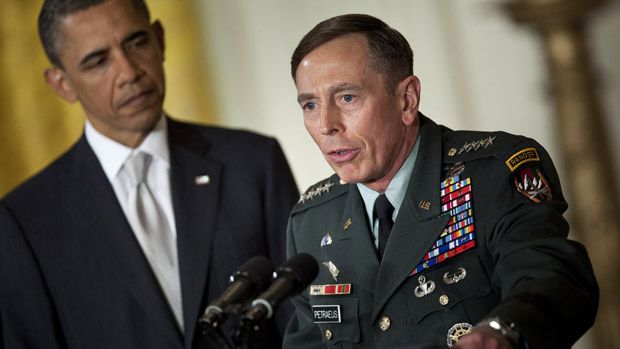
298;180;335;203
457;136;496;155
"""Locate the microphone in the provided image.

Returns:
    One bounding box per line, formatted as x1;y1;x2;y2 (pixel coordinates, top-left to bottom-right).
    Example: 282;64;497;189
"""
241;253;319;324
199;255;274;332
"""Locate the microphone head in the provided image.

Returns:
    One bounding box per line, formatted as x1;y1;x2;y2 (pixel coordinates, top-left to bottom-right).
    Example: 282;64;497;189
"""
233;255;274;292
275;253;319;293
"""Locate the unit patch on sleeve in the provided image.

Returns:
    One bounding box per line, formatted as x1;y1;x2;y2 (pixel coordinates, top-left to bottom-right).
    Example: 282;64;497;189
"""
505;147;540;172
513;165;552;203
410;175;477;276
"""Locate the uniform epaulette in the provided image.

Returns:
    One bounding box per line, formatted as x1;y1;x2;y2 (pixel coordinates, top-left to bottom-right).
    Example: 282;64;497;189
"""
292;174;349;213
442;130;530;164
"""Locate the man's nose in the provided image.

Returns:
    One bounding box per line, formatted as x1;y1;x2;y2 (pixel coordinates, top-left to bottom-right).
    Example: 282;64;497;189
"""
116;52;143;85
319;102;342;135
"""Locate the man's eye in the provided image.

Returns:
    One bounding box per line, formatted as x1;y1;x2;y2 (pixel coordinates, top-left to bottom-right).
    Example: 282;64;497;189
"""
342;95;353;102
303;102;317;111
85;57;106;69
128;36;148;49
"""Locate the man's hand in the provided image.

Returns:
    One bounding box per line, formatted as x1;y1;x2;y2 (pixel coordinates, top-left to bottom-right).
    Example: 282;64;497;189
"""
453;325;515;349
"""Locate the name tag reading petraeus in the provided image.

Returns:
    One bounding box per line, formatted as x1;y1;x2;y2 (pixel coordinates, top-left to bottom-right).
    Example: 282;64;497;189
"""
312;305;341;323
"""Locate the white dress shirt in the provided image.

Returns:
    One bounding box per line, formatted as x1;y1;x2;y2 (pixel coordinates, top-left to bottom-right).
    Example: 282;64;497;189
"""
85;115;178;240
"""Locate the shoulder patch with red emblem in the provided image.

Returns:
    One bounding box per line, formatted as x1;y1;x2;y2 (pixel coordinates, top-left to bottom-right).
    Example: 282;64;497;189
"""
505;147;552;203
513;165;553;203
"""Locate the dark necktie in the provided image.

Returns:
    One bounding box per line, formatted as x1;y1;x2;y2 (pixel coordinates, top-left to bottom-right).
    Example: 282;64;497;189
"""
374;194;394;260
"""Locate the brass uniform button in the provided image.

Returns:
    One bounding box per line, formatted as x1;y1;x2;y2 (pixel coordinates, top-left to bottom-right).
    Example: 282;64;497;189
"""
439;294;450;306
324;329;333;341
379;315;391;331
448;148;457;157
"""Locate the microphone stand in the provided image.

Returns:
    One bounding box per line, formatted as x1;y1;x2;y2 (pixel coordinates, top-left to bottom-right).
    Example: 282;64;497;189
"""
199;303;245;349
230;302;270;349
230;317;260;349
200;325;233;349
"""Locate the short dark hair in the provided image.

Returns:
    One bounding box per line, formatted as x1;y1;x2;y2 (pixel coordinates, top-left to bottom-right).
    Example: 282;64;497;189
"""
38;0;151;68
291;14;413;91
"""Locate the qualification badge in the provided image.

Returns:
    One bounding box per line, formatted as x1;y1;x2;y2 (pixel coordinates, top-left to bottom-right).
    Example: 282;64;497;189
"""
447;322;473;348
414;275;435;298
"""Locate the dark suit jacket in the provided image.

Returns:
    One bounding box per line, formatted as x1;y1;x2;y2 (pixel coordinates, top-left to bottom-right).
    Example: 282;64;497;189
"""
284;115;598;349
0;118;299;348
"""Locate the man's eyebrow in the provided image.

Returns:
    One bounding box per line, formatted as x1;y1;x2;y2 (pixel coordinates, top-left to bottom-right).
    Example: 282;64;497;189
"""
297;84;361;103
328;83;360;95
297;93;314;104
122;29;148;45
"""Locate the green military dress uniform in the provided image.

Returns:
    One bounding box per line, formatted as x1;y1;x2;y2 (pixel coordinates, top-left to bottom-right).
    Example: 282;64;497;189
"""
283;115;598;349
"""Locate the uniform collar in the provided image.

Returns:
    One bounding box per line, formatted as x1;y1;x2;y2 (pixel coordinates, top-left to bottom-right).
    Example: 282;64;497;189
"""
357;136;421;223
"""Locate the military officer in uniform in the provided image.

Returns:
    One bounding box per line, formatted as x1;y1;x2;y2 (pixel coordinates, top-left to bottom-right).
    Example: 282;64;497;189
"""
283;14;598;349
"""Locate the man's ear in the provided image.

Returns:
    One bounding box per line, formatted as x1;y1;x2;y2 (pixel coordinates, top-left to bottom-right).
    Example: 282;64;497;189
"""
44;67;78;103
399;75;421;126
152;20;165;60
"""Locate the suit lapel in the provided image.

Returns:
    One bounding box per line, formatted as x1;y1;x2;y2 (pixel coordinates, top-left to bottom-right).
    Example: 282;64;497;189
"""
372;117;450;321
63;136;182;343
167;119;221;345
320;186;379;295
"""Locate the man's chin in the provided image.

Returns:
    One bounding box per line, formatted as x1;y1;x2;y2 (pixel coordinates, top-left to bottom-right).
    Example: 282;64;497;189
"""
333;170;362;185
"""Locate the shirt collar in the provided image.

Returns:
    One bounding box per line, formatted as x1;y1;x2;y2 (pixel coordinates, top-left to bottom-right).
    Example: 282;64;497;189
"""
85;114;170;182
357;136;421;221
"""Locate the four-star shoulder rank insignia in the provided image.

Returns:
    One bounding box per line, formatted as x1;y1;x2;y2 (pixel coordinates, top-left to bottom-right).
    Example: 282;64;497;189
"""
298;180;335;204
457;136;496;155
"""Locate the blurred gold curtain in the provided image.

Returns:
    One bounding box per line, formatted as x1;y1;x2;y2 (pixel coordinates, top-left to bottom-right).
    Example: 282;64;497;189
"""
0;1;84;197
0;0;217;197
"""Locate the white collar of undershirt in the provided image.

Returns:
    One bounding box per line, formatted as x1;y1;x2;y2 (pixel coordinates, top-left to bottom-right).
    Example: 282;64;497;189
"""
85;114;170;182
357;135;421;223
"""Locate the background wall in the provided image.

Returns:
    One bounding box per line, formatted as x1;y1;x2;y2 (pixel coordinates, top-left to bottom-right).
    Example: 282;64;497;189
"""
195;0;620;194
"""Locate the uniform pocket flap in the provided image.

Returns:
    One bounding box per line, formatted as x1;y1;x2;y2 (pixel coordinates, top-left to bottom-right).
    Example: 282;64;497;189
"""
407;255;491;324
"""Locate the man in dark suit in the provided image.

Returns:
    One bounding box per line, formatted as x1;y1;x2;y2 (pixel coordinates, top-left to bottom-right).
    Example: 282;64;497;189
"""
283;14;598;348
0;0;298;348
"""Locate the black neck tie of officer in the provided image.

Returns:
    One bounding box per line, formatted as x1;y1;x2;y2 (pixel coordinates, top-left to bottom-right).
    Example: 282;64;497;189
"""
374;194;394;260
